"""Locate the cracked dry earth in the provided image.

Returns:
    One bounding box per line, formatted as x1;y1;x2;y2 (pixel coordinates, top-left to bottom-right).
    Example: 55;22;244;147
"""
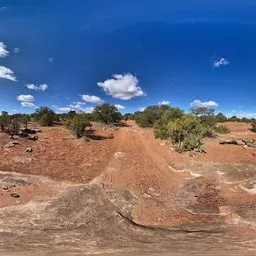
0;121;255;255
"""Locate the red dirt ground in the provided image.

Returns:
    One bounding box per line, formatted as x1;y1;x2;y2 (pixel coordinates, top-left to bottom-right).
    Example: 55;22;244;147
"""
0;121;255;229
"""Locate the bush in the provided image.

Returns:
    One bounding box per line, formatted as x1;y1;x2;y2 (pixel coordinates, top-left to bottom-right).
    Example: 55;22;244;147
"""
65;114;91;138
191;107;216;126
20;115;30;128
94;104;122;124
8;118;21;135
229;116;240;122
33;107;56;126
39;114;54;127
154;119;169;139
214;125;230;134
166;115;214;152
0;111;10;132
215;113;227;123
136;105;171;128
153;108;184;139
252;122;256;132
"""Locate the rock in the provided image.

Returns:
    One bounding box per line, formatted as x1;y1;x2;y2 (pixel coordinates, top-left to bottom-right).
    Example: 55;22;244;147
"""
114;152;125;160
10;135;20;140
26;147;33;153
147;187;161;197
219;138;245;145
220;138;256;148
4;140;21;148
159;141;167;146
27;134;38;141
4;142;15;148
242;138;254;144
93;157;100;162
194;146;207;153
10;193;20;198
21;128;36;134
246;142;256;148
82;136;90;142
11;140;21;145
34;129;42;133
13;156;32;164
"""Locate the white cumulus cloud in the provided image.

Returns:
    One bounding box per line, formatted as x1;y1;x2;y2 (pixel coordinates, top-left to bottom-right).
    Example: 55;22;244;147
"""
114;104;125;110
55;104;94;113
0;66;16;81
138;107;146;112
25;83;48;91
227;110;256;119
21;102;36;108
14;48;20;53
59;107;71;112
158;100;170;105
97;73;145;100
190;100;219;108
0;42;9;57
69;101;86;111
17;95;35;102
81;95;104;104
214;58;229;68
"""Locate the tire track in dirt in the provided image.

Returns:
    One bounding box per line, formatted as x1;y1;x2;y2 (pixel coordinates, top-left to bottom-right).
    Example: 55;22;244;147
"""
92;123;188;196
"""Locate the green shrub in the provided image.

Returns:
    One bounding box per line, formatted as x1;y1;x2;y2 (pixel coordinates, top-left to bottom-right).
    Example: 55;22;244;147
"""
136;105;183;128
229;116;240;122
214;125;230;134
39;114;54;127
34;107;56;126
191;107;216;126
166;115;214;152
94;104;122;125
252;122;256;132
8;118;21;135
0;111;10;132
153;108;184;139
153;119;169;139
215;113;227;123
20;115;30;128
65;114;91;138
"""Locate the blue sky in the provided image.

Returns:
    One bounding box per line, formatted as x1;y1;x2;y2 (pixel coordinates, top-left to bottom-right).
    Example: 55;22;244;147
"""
0;0;255;117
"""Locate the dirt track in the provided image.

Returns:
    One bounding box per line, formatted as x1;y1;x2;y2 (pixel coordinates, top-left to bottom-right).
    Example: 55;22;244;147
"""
0;121;256;255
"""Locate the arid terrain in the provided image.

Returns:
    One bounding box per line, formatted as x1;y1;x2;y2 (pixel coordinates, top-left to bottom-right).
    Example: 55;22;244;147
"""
0;121;255;255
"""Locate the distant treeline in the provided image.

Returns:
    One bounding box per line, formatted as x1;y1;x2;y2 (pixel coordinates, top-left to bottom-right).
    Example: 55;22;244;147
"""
124;107;255;125
1;104;255;150
123;105;256;152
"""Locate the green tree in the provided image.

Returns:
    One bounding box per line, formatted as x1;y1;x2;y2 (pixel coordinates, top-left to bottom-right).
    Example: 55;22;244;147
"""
20;115;30;128
8;118;21;135
154;107;184;139
166;115;214;152
252;121;256;132
136;105;171;128
0;111;10;131
214;125;230;134
215;113;227;123
66;111;77;119
229;116;240;122
65;114;91;138
94;104;122;124
191;107;216;126
33;107;56;126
